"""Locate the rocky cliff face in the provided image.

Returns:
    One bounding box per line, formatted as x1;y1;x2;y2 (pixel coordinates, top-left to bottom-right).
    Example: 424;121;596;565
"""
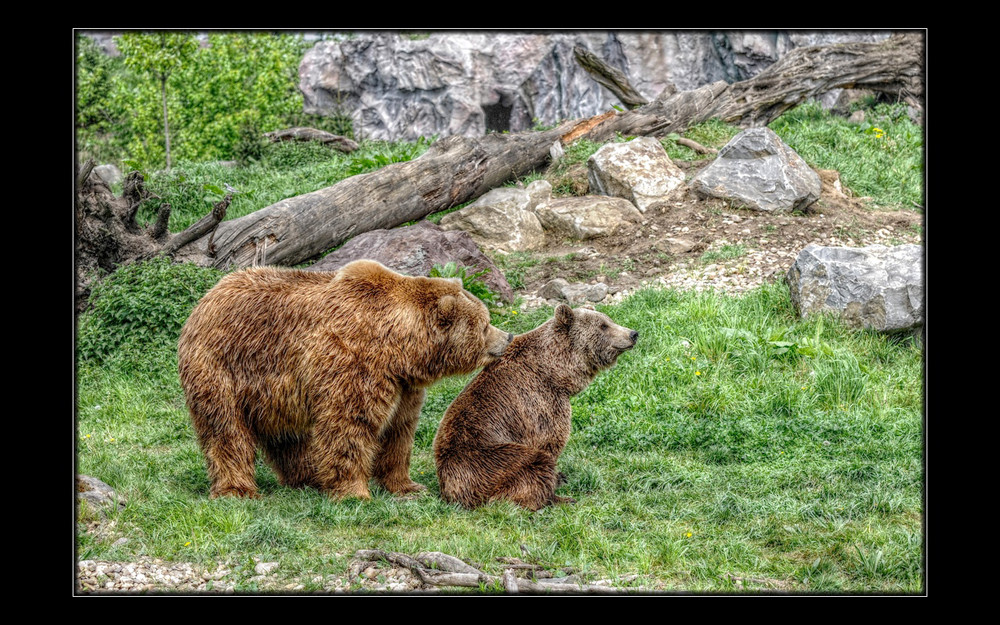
299;31;892;141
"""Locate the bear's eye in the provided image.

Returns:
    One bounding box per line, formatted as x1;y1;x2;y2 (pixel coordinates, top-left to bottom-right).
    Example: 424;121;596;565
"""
600;323;608;331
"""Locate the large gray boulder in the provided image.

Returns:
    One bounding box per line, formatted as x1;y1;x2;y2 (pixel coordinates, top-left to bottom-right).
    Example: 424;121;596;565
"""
299;31;892;141
689;127;821;213
307;220;514;302
535;196;642;240
587;137;687;213
787;244;923;332
438;180;550;252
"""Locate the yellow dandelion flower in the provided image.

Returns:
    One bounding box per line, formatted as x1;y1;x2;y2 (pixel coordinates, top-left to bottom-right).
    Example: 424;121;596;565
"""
184;542;191;547
512;310;518;315
695;371;701;376
685;532;692;538
665;358;670;362
801;386;807;390
691;356;696;361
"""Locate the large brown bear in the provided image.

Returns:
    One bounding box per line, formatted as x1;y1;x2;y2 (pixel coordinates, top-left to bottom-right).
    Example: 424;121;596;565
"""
434;304;637;510
177;259;512;500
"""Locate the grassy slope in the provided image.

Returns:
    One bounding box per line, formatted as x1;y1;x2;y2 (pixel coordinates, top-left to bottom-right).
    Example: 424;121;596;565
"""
77;102;924;593
77;280;922;592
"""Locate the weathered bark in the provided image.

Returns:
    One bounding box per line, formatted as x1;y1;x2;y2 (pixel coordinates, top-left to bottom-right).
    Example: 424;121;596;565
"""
676;137;717;155
74;164;230;311
77;158;96;190
354;549;644;594
572;45;649;109
161;194;231;256
264;127;359;153
581;32;923;142
175;122;579;269
161;76;171;170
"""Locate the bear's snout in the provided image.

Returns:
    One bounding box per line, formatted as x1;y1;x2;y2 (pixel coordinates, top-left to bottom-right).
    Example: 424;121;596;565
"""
487;326;513;357
630;330;639;344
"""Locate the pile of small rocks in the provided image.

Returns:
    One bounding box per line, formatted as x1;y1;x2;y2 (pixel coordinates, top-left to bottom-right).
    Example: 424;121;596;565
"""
77;558;236;593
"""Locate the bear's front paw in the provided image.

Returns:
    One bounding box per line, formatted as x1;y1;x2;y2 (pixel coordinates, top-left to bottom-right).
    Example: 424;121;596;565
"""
551;495;576;505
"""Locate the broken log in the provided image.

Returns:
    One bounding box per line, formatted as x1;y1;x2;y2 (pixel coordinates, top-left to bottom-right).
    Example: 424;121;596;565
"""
161;194;231;256
174;122;579;269
354;549;645;594
264;127;359;153
581;32;923;142
573;45;649;109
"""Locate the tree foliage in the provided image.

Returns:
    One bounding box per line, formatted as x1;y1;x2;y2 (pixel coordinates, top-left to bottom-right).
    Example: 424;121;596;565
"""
76;32;314;169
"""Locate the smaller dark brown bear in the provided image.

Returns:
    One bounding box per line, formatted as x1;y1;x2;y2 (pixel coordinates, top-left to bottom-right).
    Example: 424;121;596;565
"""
434;304;638;510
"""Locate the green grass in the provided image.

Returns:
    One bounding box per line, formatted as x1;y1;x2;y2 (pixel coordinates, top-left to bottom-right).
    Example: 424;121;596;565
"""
701;244;748;264
78;96;923;593
770;100;923;208
131;138;432;233
77;268;923;593
662;119;742;161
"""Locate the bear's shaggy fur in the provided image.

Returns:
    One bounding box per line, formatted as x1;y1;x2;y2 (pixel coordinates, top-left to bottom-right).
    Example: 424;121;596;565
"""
434;304;637;510
178;259;512;500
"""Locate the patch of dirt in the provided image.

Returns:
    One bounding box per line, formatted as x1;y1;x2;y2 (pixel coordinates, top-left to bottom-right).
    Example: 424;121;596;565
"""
502;163;922;306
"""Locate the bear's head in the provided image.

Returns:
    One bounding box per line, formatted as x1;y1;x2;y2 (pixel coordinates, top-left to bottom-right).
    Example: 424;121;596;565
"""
554;303;638;373
330;260;511;383
419;275;513;380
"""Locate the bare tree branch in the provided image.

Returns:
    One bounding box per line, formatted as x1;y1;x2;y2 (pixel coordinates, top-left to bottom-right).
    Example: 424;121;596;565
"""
77;158;97;190
162;194;231;256
573;45;649;109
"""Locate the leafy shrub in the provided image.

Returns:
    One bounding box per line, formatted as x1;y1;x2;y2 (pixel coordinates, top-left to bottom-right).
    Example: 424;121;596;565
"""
76;32;314;169
429;262;499;308
234;122;266;164
77;257;224;365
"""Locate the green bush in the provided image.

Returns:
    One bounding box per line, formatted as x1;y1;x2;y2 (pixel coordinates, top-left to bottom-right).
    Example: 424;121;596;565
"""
77;257;224;365
76;32;315;170
429;262;500;308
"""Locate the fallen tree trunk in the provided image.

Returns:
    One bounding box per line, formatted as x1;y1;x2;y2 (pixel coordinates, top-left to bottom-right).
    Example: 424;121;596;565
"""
264;127;359;153
572;45;649;109
78;33;922;293
174;122;578;269
579;32;923;142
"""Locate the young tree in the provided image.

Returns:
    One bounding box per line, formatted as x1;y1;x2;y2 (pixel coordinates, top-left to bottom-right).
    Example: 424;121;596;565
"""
117;32;198;170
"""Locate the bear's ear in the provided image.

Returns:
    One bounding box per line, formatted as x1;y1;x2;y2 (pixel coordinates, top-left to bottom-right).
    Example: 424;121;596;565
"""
447;277;463;288
555;303;574;328
436;294;456;327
